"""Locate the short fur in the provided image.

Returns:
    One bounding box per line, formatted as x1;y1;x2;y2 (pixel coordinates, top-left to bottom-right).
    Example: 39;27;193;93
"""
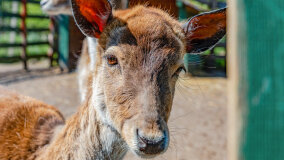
0;86;64;160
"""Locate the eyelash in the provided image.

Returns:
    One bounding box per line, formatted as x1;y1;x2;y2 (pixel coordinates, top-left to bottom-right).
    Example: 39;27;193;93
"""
105;55;118;66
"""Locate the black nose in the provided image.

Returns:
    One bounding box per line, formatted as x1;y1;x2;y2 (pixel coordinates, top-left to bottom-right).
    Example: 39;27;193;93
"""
137;130;167;155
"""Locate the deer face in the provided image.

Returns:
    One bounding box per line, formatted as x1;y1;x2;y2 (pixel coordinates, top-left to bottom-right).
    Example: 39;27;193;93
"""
99;14;184;157
71;0;226;158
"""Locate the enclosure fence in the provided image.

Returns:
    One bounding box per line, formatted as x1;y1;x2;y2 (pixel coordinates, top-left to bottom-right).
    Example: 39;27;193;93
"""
0;0;56;70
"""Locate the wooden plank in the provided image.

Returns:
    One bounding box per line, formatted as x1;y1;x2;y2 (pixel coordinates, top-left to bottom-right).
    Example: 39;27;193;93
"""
227;0;240;160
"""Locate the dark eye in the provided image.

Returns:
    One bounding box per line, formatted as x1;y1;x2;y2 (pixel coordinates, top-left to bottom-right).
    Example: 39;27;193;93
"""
172;66;185;78
106;55;118;66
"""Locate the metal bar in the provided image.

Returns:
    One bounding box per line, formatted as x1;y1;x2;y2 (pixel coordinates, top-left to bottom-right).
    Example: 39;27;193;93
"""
194;0;211;5
0;42;50;48
0;26;50;32
211;0;218;9
213;55;226;59
48;18;56;68
0;54;49;61
21;0;28;70
215;42;226;47
0;12;49;19
1;0;40;4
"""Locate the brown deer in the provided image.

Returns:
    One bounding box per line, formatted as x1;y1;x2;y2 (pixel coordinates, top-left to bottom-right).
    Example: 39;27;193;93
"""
0;0;226;159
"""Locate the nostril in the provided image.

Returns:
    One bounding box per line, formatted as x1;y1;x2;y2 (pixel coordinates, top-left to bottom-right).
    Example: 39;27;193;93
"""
136;130;167;154
139;135;164;145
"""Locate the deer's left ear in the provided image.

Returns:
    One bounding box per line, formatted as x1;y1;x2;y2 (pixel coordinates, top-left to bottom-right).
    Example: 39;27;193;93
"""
71;0;112;38
183;8;226;53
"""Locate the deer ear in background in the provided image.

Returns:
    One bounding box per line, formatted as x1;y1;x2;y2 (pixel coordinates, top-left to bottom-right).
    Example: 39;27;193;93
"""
71;0;112;38
183;8;226;53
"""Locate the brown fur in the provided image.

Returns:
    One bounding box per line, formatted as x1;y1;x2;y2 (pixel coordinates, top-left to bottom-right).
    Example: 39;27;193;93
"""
75;5;186;158
0;86;64;160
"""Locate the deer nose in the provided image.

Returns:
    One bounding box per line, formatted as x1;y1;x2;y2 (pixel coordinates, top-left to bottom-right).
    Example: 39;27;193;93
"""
137;130;168;155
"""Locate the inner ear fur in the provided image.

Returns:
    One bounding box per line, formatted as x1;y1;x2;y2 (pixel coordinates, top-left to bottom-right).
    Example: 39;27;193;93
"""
71;0;112;38
183;7;226;53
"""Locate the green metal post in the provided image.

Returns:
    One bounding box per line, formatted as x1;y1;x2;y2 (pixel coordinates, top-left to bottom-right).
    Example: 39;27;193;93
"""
57;15;69;70
236;0;284;159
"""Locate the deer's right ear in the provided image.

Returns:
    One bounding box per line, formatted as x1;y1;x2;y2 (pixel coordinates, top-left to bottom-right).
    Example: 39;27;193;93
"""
71;0;112;38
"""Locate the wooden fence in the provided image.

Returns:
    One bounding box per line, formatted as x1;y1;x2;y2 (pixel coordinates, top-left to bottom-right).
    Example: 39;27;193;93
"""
0;0;56;70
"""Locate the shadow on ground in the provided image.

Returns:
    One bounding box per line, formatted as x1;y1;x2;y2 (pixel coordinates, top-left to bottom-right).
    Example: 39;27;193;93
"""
0;68;68;85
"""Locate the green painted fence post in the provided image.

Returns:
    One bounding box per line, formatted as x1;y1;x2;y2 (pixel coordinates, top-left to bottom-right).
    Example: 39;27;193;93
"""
57;15;69;70
229;0;284;160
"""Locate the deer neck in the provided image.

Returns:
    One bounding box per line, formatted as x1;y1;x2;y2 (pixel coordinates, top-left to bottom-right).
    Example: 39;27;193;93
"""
87;37;98;69
38;79;128;160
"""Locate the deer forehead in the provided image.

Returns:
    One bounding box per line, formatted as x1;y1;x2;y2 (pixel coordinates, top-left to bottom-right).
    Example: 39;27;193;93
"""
99;6;185;49
114;6;184;40
98;6;185;69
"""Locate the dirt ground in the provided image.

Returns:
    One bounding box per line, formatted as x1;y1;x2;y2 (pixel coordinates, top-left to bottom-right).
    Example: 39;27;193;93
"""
0;61;227;160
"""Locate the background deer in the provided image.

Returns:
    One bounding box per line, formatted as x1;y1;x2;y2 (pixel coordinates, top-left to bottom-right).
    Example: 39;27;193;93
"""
0;86;65;159
40;0;127;15
0;0;226;159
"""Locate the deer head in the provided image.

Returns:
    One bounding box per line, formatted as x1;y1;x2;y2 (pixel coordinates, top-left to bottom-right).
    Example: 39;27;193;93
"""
71;0;226;158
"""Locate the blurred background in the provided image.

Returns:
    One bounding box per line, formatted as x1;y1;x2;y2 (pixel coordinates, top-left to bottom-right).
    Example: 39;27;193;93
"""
1;0;283;160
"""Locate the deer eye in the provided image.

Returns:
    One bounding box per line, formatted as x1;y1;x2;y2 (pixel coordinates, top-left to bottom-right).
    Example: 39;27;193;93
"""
172;66;185;78
106;55;118;66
